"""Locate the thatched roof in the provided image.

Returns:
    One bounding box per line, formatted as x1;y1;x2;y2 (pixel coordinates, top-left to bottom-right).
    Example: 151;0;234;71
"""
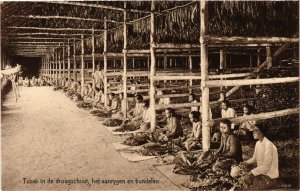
1;1;298;56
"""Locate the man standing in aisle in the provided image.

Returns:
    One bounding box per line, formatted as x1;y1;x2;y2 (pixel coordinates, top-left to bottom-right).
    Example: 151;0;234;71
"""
93;64;104;89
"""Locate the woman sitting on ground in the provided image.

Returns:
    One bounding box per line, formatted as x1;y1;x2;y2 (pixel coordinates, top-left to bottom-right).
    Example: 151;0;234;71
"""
154;108;183;143
83;83;94;101
237;124;279;189
157;90;170;106
23;77;30;87
173;119;242;175
30;76;38;86
234;104;256;139
112;99;147;132
184;111;202;151
189;93;199;112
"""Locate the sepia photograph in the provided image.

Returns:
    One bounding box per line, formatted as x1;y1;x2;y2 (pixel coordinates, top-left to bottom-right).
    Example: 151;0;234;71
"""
1;1;299;190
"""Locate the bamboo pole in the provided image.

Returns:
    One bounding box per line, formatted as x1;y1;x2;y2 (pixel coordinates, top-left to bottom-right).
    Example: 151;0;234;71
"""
45;1;151;14
208;108;299;126
62;42;65;79
266;46;272;70
188;52;193;93
207;36;299;44
67;40;71;80
55;50;58;80
12;15;114;23
80;35;84;96
123;2;128;118
149;0;156;132
226;42;294;97
200;1;210;152
7;26;104;32
103;17;108;106
73;39;77;81
208;77;299;88
92;28;95;93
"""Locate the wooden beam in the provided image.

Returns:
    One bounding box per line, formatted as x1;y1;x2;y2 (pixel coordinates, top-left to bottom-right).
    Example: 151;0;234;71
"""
103;17;108;106
266;46;272;70
200;1;210;152
67;40;71;80
6;33;85;36
208;108;299;126
207;36;299;44
73;39;77;81
123;2;128;118
12;15;121;23
44;1;151;14
92;28;96;92
80;35;85;96
7;26;104;32
208;77;299;88
149;0;156;132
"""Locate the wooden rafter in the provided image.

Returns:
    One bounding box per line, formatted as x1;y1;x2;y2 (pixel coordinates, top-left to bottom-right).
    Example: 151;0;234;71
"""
43;1;151;14
6;26;104;32
11;15;122;23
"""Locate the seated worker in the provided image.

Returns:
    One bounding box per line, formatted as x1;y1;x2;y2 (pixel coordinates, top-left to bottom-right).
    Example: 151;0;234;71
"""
139;100;151;131
23;77;30;87
128;94;144;120
213;119;243;162
37;77;43;86
18;76;23;86
157;90;170;105
92;87;103;109
30;76;38;86
83;83;93;101
71;81;83;102
105;93;120;113
157;108;183;142
69;79;78;92
189;93;199;112
112;95;145;132
64;78;71;89
237;124;279;189
173;119;242;175
221;100;237;129
184;111;202;151
234;104;256;139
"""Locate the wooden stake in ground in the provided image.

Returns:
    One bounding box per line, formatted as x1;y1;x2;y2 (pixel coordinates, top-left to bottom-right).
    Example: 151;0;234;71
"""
200;1;210;152
103;17;108;107
92;28;96;97
80;35;84;96
122;3;128;118
67;40;71;80
149;0;156;132
73;38;77;82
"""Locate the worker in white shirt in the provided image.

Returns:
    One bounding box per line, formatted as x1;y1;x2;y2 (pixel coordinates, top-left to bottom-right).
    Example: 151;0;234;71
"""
238;124;279;189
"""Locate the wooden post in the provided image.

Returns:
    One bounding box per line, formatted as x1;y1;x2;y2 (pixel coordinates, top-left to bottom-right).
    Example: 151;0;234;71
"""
55;49;58;80
73;38;77;81
122;2;128;118
58;43;62;80
92;28;96;93
80;35;84;96
67;40;71;80
266;46;272;70
150;0;156;132
103;17;108;106
220;49;225;92
62;42;65;79
200;1;210;152
188;52;193;93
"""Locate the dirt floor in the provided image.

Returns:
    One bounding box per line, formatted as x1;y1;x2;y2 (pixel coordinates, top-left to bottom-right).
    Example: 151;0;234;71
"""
1;86;181;191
